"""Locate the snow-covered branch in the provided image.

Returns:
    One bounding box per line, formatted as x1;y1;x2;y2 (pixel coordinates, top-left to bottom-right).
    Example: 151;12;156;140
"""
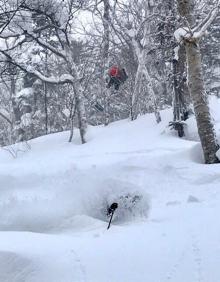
193;4;220;39
27;68;74;84
175;3;220;42
0;50;74;85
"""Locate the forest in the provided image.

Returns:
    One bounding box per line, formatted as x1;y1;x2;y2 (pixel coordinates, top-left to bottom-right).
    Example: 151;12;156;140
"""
0;0;220;163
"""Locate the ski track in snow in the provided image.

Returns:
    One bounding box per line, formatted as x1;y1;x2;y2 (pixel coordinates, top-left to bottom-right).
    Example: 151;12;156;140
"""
191;232;203;282
71;249;87;282
164;231;204;282
165;250;186;282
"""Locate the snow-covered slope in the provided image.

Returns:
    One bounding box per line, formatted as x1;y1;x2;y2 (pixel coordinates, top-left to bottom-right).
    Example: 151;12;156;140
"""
0;97;220;282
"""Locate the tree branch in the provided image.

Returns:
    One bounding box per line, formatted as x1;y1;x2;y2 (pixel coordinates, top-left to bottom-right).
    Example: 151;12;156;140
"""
0;109;12;124
0;50;74;85
193;4;220;39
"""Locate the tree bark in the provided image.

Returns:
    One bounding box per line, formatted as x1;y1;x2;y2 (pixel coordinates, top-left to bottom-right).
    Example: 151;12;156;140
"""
131;62;143;120
68;97;76;143
74;85;87;144
185;40;219;163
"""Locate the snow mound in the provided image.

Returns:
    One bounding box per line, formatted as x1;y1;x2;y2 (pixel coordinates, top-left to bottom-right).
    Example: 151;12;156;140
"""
0;196;69;232
189;143;204;164
184;117;200;141
0;100;220;281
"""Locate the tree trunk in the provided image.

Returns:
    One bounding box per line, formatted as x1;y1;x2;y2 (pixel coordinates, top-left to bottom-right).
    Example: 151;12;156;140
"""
185;40;219;163
142;65;161;123
44;51;49;135
173;45;190;121
177;0;219;164
9;65;25;143
102;0;111;126
131;63;143;120
44;81;48;135
74;86;87;144
145;3;161;123
68;97;76;143
65;45;88;144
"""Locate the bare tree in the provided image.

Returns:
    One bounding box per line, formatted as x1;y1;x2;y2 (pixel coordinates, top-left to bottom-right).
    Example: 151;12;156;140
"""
111;0;162;122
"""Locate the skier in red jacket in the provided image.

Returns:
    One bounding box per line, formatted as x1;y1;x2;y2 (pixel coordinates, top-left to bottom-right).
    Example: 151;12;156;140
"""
107;65;128;90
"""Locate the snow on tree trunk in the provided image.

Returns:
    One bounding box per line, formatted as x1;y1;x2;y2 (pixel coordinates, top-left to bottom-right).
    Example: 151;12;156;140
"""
185;40;219;163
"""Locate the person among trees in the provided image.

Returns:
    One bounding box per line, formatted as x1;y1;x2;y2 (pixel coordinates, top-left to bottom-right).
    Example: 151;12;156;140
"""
107;65;128;90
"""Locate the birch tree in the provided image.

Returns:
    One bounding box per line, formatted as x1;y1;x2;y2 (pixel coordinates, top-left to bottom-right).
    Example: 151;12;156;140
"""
175;0;219;163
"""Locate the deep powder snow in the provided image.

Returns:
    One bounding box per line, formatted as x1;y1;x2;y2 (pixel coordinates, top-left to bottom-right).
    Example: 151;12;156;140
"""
0;97;220;282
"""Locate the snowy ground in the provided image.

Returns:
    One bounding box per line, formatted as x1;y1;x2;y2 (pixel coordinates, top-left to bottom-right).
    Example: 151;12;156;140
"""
1;97;220;282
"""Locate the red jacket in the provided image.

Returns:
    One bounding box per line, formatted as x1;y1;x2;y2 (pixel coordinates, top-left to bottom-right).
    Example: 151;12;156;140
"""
109;66;120;77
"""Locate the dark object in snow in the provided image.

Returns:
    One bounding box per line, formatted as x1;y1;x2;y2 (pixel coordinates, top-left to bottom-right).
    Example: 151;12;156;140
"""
181;110;189;121
107;66;128;90
181;108;194;121
107;202;118;230
169;120;185;137
169;109;194;137
187;195;200;203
